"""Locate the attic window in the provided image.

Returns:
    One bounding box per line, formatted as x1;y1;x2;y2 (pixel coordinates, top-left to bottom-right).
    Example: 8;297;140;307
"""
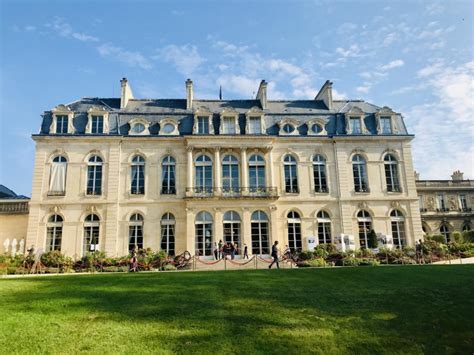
132;123;145;134
197;117;210;134
91;116;104;134
129;118;150;135
380;117;392;134
350;117;362;134
159;118;179;136
56;116;69;134
248;117;262;134
162;123;175;134
282;124;295;134
311;124;323;134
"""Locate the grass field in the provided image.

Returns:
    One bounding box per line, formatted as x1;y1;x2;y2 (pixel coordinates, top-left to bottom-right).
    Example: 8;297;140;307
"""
0;266;473;354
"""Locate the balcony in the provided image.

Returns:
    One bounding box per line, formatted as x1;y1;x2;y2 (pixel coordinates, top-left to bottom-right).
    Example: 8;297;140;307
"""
161;187;177;195
0;201;29;214
314;187;329;194
186;187;278;199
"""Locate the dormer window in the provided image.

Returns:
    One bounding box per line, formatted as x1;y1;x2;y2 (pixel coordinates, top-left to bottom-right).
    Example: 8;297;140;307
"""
307;118;328;136
245;107;265;135
278;118;299;136
219;108;240;135
159;118;179;136
375;106;398;135
86;107;109;134
350;117;362;134
249;117;262;134
128;118;150;136
312;124;322;134
197;117;210;134
50;104;75;134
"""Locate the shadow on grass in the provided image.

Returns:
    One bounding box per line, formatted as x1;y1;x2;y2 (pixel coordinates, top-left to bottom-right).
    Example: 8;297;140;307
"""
1;266;473;354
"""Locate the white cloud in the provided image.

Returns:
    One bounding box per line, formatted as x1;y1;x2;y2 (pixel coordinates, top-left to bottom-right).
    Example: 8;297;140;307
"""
417;61;444;77
216;75;259;97
382;32;398;46
356;86;370;94
97;43;152;70
48;17;99;42
380;59;405;71
332;89;347;100
336;44;360;58
425;2;444;15
157;44;204;76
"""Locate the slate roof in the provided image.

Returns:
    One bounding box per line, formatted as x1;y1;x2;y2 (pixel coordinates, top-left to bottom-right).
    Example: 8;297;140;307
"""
38;97;410;136
0;185;29;199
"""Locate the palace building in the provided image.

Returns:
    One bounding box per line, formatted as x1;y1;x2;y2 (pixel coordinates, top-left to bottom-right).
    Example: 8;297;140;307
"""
25;78;423;258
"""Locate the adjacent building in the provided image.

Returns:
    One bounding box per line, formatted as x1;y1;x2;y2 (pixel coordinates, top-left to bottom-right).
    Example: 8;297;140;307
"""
0;185;30;253
416;170;473;242
25;78;423;258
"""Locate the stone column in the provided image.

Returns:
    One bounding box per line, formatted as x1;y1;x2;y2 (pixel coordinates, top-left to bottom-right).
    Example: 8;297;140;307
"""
214;147;221;196
242;208;252;255
186;208;195;255
265;146;275;189
214;208;223;246
187;146;193;196
241;147;248;195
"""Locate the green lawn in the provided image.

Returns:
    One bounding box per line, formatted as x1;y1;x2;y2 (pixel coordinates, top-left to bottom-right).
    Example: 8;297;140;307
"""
0;266;473;354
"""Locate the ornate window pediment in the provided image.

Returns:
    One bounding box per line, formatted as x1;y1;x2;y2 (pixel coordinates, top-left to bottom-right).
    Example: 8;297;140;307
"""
375;106;398;134
219;107;240;135
86;107;109;134
50;105;75;134
159;118;179;136
193;107;214;134
307;118;328;135
245;107;265;135
278;118;300;136
344;106;368;135
128;117;150;136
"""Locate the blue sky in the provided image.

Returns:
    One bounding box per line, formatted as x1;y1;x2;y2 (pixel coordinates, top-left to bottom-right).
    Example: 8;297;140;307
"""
1;0;473;195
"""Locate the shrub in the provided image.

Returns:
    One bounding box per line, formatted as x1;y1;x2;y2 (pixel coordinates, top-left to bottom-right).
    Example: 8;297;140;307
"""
427;234;446;244
41;251;73;272
368;230;378;249
307;258;328;267
298;251;314;261
163;264;177;271
462;230;474;242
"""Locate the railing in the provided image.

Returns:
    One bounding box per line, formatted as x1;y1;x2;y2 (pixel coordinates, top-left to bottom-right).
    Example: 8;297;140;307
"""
186;187;214;197
0;201;29;214
47;191;65;196
285;186;300;194
86;189;102;196
354;186;370;193
416;180;474;187
436;208;450;212
161;187;176;195
314;187;329;193
186;187;278;198
387;186;402;193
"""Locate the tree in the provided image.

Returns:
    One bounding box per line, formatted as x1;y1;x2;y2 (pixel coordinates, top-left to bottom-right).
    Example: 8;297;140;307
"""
368;230;378;249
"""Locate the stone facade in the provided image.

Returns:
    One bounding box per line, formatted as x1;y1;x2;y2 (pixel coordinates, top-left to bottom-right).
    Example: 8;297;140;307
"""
25;79;423;258
416;170;473;241
0;186;30;253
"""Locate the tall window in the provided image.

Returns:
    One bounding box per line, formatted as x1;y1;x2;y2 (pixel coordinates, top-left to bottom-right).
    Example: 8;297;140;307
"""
350;117;361;134
87;155;103;195
222;155;239;193
91;115;104;134
440;224;450;243
161;213;175;256
459;194;468;210
251;210;269;255
384;154;400;192
317;211;331;244
83;214;100;255
357;210;372;248
128;213;144;252
195;155;213;193
352;154;368;192
284;155;299;193
391;210;406;249
437;194;446;210
249;154;265;193
195;211;213;256
161;155;176;194
46;215;63;251
223;211;241;250
131;156;145;195
313;155;327;193
56;115;68;134
197;117;210;134
249;117;262;134
380;117;392;134
419;195;424;211
287;211;302;252
49;156;68;195
222;117;236;134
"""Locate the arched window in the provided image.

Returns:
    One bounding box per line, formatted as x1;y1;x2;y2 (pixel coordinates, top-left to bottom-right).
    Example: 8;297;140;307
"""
161;213;175;256
352;155;368;192
313;155;328;193
46;215;63;251
222;155;240;194
131;155;145;195
83;214;100;255
251;210;269;254
287;211;302;252
86;155;103;195
384;154;400;192
195;155;213;194
440;224;451;243
249;154;265;193
49;155;68;195
161;155;176;194
284;155;299;193
128;213;144;252
390;210;405;248
223;211;241;250
357;210;372;248
317;211;331;244
195;211;213;256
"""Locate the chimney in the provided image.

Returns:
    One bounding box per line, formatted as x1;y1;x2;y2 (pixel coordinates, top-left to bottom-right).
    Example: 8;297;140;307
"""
186;79;193;110
414;171;420;180
315;80;333;110
451;170;464;181
120;78;134;109
256;80;268;109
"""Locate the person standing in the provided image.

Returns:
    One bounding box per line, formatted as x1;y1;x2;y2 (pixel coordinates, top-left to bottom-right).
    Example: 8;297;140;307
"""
213;242;219;260
230;242;236;260
269;241;280;269
218;239;223;259
243;243;249;259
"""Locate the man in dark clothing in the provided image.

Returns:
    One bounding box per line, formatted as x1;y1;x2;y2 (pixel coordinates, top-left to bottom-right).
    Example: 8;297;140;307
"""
269;241;279;269
243;243;249;259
